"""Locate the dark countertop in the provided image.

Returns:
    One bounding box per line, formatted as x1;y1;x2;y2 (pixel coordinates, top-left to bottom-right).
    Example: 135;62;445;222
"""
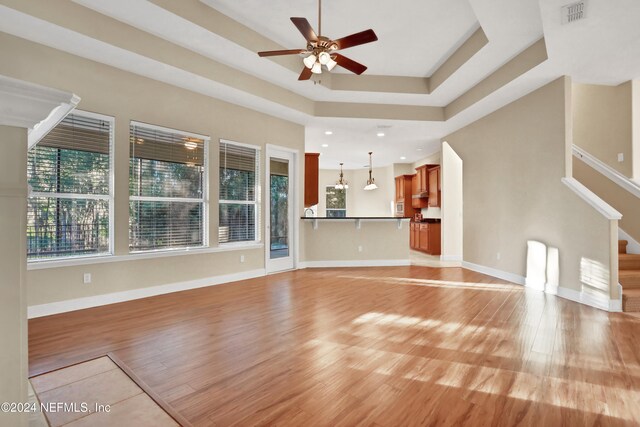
301;216;411;220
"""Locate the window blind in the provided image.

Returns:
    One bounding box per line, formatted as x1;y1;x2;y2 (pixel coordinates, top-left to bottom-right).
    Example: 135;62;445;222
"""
219;141;259;243
27;112;112;260
129;122;207;251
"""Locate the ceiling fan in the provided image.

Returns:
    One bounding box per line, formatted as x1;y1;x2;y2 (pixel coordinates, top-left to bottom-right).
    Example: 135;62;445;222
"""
257;0;378;81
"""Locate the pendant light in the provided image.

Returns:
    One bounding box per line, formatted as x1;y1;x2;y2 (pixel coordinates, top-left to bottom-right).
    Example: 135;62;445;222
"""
364;152;378;191
335;162;349;189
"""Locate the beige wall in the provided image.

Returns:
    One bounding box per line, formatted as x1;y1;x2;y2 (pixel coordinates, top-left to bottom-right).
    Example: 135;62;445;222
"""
412;152;441;169
573;158;640;243
572;82;633;177
633;80;640;181
0;33;305;307
302;221;409;262
317;167;394;217
0;126;28;426
446;78;613;296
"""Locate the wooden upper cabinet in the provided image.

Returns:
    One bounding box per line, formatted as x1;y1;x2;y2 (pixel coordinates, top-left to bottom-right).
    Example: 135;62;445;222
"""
304;153;320;208
414;165;432;194
395;176;404;202
428;166;441;207
395;174;416;217
411;173;418;195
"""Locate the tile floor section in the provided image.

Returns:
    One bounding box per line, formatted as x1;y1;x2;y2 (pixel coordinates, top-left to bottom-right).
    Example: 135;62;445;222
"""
30;357;179;426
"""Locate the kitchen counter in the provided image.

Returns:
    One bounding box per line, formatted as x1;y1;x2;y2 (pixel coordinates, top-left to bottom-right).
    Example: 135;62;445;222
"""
301;216;411;220
301;216;410;230
410;218;441;223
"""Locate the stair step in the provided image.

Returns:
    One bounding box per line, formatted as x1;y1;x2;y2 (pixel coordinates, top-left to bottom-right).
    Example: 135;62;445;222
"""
622;289;640;312
619;253;640;270
620;270;640;288
619;240;628;254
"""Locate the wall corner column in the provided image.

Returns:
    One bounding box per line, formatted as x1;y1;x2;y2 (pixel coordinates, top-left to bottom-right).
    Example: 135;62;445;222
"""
0;125;28;427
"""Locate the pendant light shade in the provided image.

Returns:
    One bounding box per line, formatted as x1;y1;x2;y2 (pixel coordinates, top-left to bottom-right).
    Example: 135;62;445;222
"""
311;62;322;74
326;57;338;71
318;51;331;65
303;54;317;69
364;152;378;191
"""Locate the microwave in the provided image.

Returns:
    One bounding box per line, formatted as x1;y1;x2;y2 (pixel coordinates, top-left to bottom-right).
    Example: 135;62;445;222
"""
395;201;404;216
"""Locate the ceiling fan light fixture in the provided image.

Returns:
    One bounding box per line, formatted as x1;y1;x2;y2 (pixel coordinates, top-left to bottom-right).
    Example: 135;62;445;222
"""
318;51;331;65
311;62;322;74
303;54;317;69
326;57;338;71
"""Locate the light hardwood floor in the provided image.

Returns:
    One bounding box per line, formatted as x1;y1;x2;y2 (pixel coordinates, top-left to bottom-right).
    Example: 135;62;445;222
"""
29;266;640;426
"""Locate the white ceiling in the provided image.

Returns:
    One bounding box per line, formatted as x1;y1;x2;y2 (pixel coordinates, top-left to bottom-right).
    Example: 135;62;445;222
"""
305;119;444;169
202;0;480;77
540;0;640;85
2;0;639;169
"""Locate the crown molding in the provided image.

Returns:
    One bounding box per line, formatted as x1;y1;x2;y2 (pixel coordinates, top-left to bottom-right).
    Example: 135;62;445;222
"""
0;75;79;144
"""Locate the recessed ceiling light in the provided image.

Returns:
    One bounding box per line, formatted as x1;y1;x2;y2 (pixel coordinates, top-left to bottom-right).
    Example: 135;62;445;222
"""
400;156;406;160
377;132;385;137
417;148;423;151
325;131;333;135
321;144;329;148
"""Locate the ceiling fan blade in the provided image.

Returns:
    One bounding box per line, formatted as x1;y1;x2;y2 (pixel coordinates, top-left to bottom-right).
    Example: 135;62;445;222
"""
298;67;312;81
333;54;367;75
333;29;378;50
258;49;306;57
290;17;318;42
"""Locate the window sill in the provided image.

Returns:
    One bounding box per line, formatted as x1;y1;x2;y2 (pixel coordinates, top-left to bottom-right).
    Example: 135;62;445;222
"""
27;243;264;270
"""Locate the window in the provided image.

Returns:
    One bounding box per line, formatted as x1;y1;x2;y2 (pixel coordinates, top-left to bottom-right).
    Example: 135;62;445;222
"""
326;186;346;217
27;111;113;260
129;122;208;252
219;141;260;243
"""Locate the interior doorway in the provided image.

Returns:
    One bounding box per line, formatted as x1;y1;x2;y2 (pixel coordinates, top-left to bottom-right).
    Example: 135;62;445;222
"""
265;146;297;273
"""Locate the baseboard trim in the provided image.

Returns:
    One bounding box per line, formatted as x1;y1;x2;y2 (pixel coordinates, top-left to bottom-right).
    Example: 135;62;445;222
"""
299;259;411;268
440;255;462;262
461;261;526;286
27;268;266;318
556;283;622;312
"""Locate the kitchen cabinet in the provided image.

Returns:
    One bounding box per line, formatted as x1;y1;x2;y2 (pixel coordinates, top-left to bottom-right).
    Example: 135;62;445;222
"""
395;174;417;217
395;176;405;202
304;153;320;208
412;174;428;209
412;221;441;255
415;165;429;194
428;166;441;208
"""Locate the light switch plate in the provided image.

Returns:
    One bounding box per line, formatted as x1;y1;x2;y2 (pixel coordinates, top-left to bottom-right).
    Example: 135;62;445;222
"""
618;153;624;162
83;273;91;284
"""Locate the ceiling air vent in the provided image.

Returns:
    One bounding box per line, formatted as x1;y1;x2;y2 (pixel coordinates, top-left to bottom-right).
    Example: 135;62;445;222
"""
561;1;586;24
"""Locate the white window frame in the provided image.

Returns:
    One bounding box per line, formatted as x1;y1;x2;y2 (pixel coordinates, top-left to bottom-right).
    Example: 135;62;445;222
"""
219;139;261;245
326;185;347;217
27;109;115;263
129;121;210;253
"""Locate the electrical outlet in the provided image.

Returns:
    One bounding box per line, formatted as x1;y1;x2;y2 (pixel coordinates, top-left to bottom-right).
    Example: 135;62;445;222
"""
240;255;245;263
618;153;624;162
83;273;92;284
358;245;363;252
496;252;501;261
